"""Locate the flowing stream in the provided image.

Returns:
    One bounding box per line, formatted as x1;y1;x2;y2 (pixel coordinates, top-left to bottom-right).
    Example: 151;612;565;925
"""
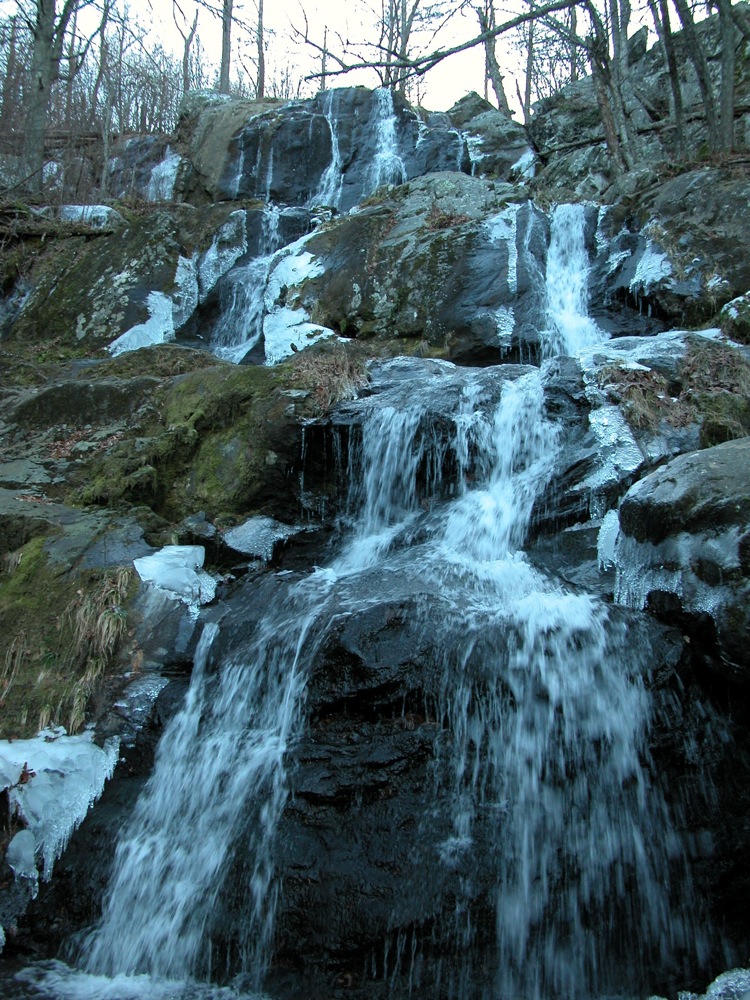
8;205;712;1000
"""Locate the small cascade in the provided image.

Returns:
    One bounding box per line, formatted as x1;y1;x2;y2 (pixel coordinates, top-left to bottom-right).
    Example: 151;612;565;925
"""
542;203;604;357
81;577;335;986
310;91;344;209
15;352;716;1000
369;88;406;193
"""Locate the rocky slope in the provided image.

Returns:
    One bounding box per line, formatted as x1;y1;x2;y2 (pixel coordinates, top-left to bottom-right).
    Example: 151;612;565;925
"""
0;27;750;998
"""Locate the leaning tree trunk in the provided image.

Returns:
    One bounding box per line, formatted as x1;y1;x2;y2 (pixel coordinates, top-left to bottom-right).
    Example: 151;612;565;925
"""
648;0;685;159
476;2;512;116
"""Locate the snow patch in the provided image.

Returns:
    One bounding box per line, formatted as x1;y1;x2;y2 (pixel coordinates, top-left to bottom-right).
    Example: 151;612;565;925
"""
263;307;335;365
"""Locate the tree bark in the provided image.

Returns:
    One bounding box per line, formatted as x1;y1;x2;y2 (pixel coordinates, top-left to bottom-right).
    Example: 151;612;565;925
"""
220;0;233;93
647;0;684;159
256;0;265;98
672;0;719;150
476;2;512;115
717;0;735;151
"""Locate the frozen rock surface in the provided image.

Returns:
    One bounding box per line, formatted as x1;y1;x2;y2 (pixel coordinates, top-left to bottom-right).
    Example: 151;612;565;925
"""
0;729;119;880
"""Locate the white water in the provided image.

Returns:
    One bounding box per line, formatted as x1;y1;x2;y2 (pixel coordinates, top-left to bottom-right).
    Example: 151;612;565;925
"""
542;203;604;357
369;88;406;193
310;91;344;210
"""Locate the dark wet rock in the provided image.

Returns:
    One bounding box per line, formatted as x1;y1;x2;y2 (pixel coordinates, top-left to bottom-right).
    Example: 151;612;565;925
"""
177;87;470;212
617;437;750;679
447;92;534;180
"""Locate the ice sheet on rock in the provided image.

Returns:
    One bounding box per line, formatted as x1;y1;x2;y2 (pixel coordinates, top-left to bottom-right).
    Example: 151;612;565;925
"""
630;239;673;296
147;150;182;202
485;205;521;295
615;527;741;615
172;255;199;328
223;516;299;560
581;405;644;493
597;509;620;571
197;211;248;302
7;829;37;878
262;307;335;365
265;238;323;307
0;729;119;879
510;148;537;180
36;205;126;229
133;546;216;607
109;292;175;356
113;675;171;743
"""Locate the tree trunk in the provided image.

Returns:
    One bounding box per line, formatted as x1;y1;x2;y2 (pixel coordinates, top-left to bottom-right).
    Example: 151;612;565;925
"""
648;0;684;159
476;3;512;115
21;0;59;193
256;0;265;98
672;0;719;150
522;19;534;125
1;17;19;130
220;0;233;93
717;0;735;151
182;10;198;95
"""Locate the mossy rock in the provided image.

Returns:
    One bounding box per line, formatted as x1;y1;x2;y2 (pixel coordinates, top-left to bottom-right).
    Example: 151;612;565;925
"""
720;292;750;345
78;356;315;522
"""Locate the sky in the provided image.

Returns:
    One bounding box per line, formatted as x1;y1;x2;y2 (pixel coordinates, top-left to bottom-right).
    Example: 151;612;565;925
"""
155;0;517;113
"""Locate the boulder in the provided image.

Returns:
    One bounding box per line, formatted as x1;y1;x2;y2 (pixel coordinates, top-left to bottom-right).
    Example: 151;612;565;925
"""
278;173;545;364
617;437;750;679
446;92;535;180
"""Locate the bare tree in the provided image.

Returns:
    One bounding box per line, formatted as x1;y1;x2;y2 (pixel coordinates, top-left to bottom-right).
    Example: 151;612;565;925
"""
219;0;233;93
174;4;199;95
20;0;104;192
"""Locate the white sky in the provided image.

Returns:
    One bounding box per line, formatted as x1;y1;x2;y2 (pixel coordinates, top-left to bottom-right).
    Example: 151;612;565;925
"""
154;0;519;113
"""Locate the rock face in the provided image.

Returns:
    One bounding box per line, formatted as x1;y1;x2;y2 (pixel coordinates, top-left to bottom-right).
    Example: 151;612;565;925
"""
3;38;750;1000
616;437;750;680
176;87;471;212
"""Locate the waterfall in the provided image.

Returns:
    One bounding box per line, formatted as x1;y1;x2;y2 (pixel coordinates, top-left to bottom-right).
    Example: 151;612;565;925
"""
369;88;406;193
15;353;710;1000
542;203;604;357
310;91;344;210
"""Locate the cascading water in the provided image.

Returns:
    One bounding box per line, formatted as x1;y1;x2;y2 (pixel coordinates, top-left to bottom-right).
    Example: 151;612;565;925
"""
210;206;284;363
310;91;344;210
542;203;604;357
7;205;717;1000
369;88;407;192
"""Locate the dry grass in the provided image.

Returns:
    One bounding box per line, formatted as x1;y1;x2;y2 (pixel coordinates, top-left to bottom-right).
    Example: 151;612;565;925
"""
596;363;691;431
59;568;131;733
596;339;750;443
291;347;370;415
